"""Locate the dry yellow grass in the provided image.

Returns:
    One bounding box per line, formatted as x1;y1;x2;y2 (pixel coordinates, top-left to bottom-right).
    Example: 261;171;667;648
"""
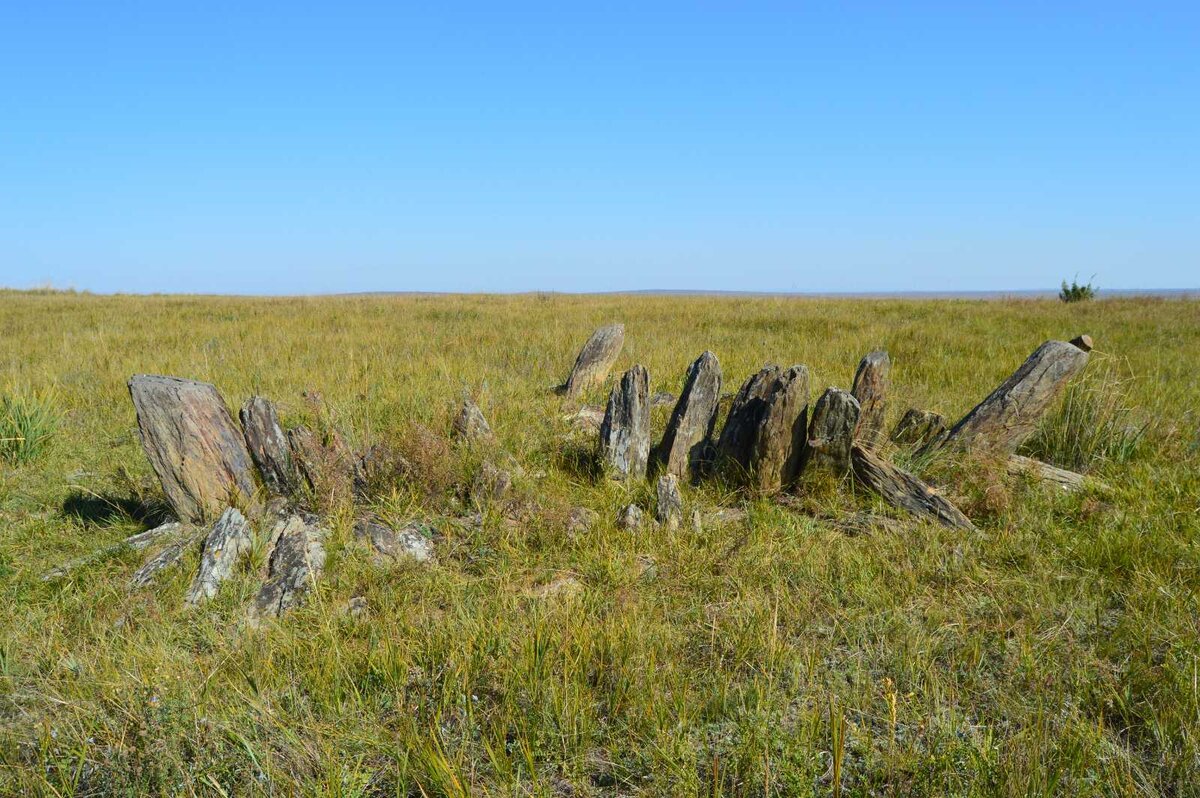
1;290;1198;796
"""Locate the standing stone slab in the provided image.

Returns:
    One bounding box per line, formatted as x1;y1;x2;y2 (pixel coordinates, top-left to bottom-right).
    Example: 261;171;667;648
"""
564;324;625;399
599;365;651;480
851;445;974;530
658;351;723;480
655;473;683;530
716;365;781;476
129;375;257;523
851;350;890;448
924;338;1090;457
891;408;948;450
185;507;253;605
750;366;811;493
250;514;327;620
240;397;297;496
452;396;494;443
804;388;861;475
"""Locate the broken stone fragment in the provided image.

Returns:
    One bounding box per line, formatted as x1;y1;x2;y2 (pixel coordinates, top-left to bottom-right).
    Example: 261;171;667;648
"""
452;396;494;443
354;519;437;564
249;514;328;620
655;473;683;530
185;507;253;605
567;507;598;537
472;461;512;503
617;503;644;530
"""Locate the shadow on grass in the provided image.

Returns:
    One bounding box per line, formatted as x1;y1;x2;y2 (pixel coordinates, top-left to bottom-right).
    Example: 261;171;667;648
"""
61;492;170;528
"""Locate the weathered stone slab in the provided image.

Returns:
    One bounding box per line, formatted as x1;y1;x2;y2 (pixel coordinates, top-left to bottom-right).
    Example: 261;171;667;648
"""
924;338;1090;457
850;444;974;530
657;351;723;480
851;350;890;448
452;396;494;443
655;474;683;530
716;365;780;476
1006;454;1107;493
599;365;651;480
617;503;644;530
891;408;948;449
471;461;512;503
185;507;253;605
43;521;184;582
750;365;811;493
563;324;625;398
249;514;327;620
128;375;257;523
240;397;297;496
804;387;861;474
129;527;206;589
354;519;436;564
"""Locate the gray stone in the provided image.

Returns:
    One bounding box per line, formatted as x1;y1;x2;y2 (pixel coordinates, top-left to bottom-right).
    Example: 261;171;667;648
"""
472;461;512;503
657;351;723;480
716;366;780;476
240;396;297;496
891;407;948;449
567;507;598;536
354;519;436;564
599;365;651;480
452;396;494;443
655;474;683;530
851;350;890;448
185;507;253;605
250;514;328;620
804;387;861;475
617;503;644;530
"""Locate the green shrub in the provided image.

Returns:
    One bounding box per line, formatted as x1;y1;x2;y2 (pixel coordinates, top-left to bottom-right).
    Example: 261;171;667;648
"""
1020;357;1146;471
1059;276;1097;303
0;390;60;464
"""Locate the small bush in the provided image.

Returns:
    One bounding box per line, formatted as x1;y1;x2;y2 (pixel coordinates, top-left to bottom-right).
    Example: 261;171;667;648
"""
0;390;60;464
1020;357;1146;471
1059;276;1097;303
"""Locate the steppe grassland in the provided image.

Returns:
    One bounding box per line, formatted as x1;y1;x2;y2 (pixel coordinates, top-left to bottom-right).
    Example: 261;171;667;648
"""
1;290;1199;796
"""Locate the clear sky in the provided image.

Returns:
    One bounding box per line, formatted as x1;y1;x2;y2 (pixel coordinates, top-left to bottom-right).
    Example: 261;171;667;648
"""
1;2;1196;294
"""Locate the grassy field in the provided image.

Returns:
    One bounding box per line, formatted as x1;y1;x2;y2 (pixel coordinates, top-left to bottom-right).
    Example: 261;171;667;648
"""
1;290;1198;797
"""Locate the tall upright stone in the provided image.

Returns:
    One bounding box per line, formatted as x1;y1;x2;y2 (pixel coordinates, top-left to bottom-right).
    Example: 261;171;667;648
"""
804;387;860;474
851;350;890;448
657;351;723;480
564;324;625;399
128;375;257;524
749;365;811;493
715;365;781;476
240;397;297;496
599;364;650;480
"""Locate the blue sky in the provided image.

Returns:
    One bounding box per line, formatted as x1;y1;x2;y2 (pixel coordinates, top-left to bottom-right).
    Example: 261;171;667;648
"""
1;2;1196;294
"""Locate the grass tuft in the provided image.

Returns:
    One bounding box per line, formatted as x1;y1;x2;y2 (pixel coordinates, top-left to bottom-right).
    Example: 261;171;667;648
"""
0;389;60;464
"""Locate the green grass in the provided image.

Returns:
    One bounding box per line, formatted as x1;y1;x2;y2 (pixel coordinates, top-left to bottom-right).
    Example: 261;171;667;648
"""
1;290;1198;796
0;389;59;465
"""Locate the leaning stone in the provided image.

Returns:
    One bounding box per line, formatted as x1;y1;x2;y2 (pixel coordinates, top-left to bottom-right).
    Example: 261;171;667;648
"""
43;521;184;582
716;365;781;476
657;351;723;480
452;396;494;443
599;365;651;480
240;397;297;496
563;324;625;399
249;514;327;620
804;387;861;475
129;527;206;589
128;375;257;523
655;474;683;530
354;519;436;564
750;365;811;493
617;504;644;530
185;507;253;605
851;350;890;448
